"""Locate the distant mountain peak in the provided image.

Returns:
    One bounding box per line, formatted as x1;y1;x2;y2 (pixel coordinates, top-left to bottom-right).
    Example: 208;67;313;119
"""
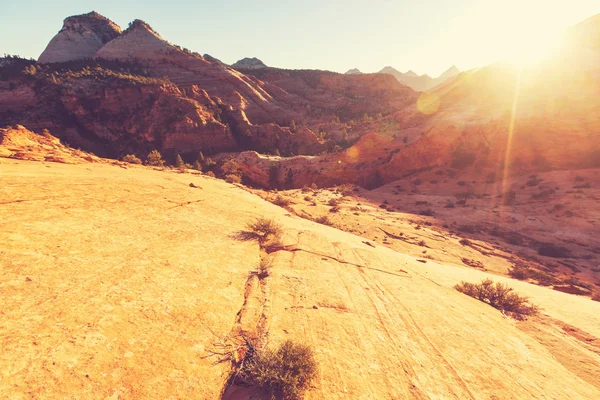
345;68;362;75
439;65;460;79
232;57;267;69
380;66;400;74
405;70;418;77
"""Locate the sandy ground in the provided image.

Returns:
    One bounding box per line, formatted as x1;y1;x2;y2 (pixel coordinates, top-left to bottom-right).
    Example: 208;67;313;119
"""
2;159;600;399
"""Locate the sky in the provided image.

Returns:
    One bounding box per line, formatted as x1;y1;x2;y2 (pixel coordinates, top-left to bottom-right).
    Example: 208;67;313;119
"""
1;0;598;77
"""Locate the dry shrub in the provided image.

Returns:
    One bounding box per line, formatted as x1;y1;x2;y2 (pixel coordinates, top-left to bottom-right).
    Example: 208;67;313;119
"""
205;171;216;178
246;218;283;244
455;279;539;319
592;293;600;302
238;340;317;400
121;154;142;164
225;174;242;184
314;216;332;226
272;196;292;207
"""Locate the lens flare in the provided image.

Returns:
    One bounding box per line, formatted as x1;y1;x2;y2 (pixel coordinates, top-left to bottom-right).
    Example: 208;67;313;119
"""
417;92;441;115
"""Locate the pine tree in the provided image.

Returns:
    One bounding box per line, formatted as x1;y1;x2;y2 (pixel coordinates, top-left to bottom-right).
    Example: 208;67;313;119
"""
175;154;184;168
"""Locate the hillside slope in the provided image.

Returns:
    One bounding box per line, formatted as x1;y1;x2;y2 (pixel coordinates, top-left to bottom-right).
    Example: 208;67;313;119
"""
1;155;600;399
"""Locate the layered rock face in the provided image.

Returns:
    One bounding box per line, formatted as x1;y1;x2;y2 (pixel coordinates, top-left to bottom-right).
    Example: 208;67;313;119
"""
38;12;121;64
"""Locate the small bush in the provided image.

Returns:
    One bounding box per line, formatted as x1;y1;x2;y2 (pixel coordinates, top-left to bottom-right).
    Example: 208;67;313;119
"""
246;218;283;244
454;279;539;319
444;200;455;208
238;340;317;400
272;196;292;207
315;216;332;226
508;265;529;280
145;150;165;167
328;198;340;207
592;293;600;302
205;171;216;178
122;154;142;164
225;174;242;184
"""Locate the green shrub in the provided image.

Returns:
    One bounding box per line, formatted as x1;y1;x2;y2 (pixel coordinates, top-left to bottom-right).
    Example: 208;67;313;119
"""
454;279;539;319
122;154;142;164
238;340;317;400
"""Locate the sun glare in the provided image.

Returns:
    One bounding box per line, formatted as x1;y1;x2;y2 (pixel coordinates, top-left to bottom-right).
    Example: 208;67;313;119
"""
447;0;568;68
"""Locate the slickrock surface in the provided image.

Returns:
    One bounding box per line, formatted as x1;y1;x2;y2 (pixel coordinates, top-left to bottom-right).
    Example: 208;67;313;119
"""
1;157;600;399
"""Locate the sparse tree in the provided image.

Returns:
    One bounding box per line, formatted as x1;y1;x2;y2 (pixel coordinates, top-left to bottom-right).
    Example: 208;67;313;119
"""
175;154;184;168
145;150;165;167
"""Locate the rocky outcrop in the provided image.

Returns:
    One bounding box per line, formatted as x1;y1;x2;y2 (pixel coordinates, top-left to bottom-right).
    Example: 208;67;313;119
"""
38;12;121;64
231;57;267;69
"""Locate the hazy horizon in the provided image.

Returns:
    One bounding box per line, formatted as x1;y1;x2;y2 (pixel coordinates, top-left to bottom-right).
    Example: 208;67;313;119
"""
1;0;598;76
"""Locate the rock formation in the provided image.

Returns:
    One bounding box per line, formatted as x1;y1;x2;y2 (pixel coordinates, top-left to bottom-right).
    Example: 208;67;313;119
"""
231;57;267;69
38;12;121;64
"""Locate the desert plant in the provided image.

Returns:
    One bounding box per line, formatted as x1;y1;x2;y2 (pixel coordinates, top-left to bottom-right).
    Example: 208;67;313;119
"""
193;160;202;171
238;340;317;400
507;265;529;280
272;196;292;207
122;154;142;164
592;293;600;302
328;198;340;207
225;174;242;184
205;171;216;178
246;218;283;244
314;216;332;226
454;279;539;319
145;149;165;167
